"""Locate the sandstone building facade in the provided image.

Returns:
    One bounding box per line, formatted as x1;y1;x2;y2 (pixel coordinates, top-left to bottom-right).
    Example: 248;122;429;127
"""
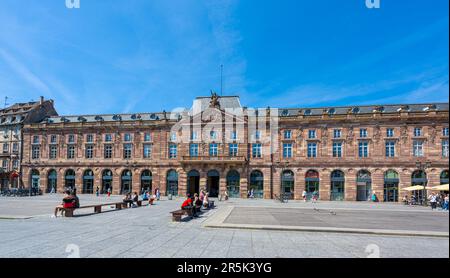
20;95;449;202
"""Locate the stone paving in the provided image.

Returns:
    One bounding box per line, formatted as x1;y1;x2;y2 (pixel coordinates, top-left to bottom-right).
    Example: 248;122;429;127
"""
0;195;448;258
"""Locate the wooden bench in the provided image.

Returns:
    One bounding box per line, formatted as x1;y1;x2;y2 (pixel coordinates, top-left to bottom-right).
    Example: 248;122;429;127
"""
171;207;194;222
57;202;126;217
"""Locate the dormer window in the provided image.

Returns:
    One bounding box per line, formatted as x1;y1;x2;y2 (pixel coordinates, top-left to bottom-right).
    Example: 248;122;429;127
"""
112;115;122;121
352;107;360;114
304;109;312;116
328;108;336;115
78;116;87;122
281;109;290;116
95;116;104;121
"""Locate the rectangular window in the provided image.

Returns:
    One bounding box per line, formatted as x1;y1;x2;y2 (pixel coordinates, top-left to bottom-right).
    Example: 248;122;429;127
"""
170;132;177;142
12;159;19;169
360;129;368;138
104;134;112;142
2;159;7;171
308;130;316;139
143;144;152;158
68;134;75;144
209;143;218;157
358;142;369;157
12;143;19;153
333;129;341;138
386;128;394;138
85;145;94;159
332;142;342;157
123;144;132;159
229;143;238;156
86;134;94;143
231;131;237;140
32;145;40;159
443;128;449;137
144;133;151;142
2;143;8;153
50;135;57;144
252;143;262;158
67;145;75;159
413;140;424;157
284;130;292;139
124;133;132;142
49;145;58;159
283;143;293;158
385;141;395;157
169;144;177;159
307;143;317;157
190;144;199;157
414;128;422;137
104;145;112;159
32;136;40;144
442;140;449;158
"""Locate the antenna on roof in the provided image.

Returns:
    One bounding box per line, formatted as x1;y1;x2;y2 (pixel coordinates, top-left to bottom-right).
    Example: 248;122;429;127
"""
4;96;8;108
220;64;223;96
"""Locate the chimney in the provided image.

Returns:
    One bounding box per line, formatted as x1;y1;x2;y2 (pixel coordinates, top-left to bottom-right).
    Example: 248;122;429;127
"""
40;96;44;104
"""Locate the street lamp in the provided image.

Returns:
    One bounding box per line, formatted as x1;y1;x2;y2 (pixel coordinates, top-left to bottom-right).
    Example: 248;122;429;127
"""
415;161;431;206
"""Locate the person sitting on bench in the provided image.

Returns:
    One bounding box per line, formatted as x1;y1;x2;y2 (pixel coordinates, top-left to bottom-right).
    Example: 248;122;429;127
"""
123;193;133;208
54;190;76;217
131;192;139;207
181;194;197;218
193;193;202;212
72;188;80;208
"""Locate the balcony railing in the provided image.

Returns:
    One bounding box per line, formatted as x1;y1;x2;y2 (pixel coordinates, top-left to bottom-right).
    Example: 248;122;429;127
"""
181;155;247;163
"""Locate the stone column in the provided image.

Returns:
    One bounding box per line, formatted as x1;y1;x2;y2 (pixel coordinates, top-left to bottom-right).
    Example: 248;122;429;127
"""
399;169;411;202
132;169;140;194
320;169;330;201
178;168;187;197
263;168;272;199
372;169;384;202
112;168;121;195
39;169;47;193
240;176;248;199
57;168;64;193
75;169;83;194
345;169;356;201
273;168;281;198
294;169;305;200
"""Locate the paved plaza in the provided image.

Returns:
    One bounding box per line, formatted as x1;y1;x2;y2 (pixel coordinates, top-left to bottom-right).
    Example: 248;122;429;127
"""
0;195;448;258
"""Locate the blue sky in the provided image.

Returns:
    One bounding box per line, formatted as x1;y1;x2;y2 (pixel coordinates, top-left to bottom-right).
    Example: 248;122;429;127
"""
0;0;448;115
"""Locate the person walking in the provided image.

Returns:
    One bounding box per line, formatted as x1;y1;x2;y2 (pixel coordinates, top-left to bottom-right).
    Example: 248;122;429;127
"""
96;186;100;197
155;188;160;201
107;187;111;197
302;190;307;202
444;194;449;211
428;192;438;210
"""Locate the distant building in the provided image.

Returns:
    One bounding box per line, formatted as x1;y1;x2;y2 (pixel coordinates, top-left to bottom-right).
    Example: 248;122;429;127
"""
20;94;449;202
0;97;58;190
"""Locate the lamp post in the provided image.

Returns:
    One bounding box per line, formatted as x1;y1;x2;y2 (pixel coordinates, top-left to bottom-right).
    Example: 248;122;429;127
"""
415;161;431;206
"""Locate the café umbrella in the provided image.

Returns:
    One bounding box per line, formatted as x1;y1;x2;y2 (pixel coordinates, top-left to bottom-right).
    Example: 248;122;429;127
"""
402;185;425;191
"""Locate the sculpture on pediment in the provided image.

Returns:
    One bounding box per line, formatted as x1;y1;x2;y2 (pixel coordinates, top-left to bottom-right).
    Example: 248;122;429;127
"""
321;126;328;145
209;90;221;109
373;125;381;142
400;125;408;143
346;126;354;145
430;125;437;143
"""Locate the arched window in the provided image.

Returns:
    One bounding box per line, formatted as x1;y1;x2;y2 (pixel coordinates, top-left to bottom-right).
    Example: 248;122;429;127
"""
226;170;240;198
330;170;345;201
281;170;295;200
305;170;320;200
65;169;76;190
121;170;132;194
384;170;399;202
102;169;113;194
250;170;264;198
356;170;372;201
47;169;57;193
166;170;178;196
141;170;152;193
411;170;427;205
82;169;94;194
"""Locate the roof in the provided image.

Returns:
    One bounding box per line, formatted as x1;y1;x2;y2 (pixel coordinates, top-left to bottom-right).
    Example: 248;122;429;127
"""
0;101;41;125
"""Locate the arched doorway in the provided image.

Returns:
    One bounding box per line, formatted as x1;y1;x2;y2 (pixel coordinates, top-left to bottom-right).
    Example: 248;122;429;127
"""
141;170;152;194
30;169;40;194
65;169;76;191
47;170;57;193
226;170;240;198
187;170;200;196
356;170;372;201
82;169;94;194
102;169;113;194
305;170;320;200
331;170;345;201
121;170;132;194
249;170;264;198
207;170;220;197
441;170;449;185
384;170;399;202
411;170;427;205
166;170;178;196
281;170;294;200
